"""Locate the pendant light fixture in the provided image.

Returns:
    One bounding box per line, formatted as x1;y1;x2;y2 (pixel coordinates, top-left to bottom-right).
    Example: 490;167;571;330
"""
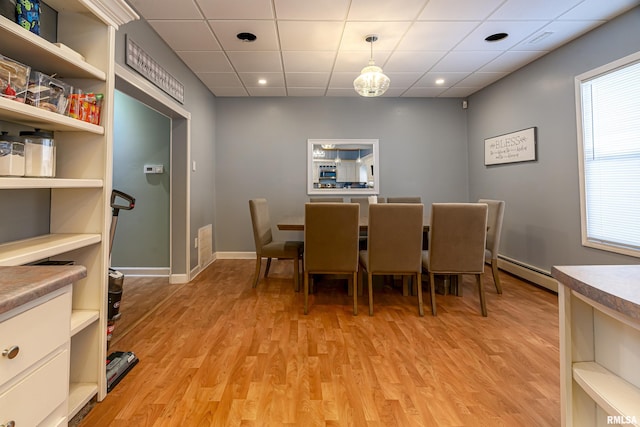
353;35;390;97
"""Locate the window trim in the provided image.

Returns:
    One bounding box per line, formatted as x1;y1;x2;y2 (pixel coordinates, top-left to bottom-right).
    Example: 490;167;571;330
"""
575;50;640;258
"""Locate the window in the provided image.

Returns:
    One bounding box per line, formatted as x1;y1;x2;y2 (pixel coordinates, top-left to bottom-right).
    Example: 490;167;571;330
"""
576;51;640;257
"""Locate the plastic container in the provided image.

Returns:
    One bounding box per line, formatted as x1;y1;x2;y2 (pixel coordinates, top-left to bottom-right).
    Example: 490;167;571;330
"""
26;71;72;114
20;129;55;177
0;132;25;176
0;55;30;102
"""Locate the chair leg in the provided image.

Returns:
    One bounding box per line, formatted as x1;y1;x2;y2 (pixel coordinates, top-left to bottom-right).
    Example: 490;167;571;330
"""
304;272;310;315
477;273;488;317
252;256;262;288
264;257;272;277
416;272;424;317
293;256;300;292
352;272;358;315
368;272;374;316
429;272;437;316
491;259;503;294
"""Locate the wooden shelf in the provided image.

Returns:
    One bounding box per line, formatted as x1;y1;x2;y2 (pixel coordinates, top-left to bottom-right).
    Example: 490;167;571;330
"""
573;361;640;421
0;15;105;80
0;97;104;133
68;382;99;420
71;310;100;336
0;178;103;190
0;234;101;266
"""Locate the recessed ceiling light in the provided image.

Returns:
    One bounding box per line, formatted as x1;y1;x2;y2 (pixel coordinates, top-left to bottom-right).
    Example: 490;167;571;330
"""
237;32;257;42
435;78;445;85
485;32;509;42
258;79;267;85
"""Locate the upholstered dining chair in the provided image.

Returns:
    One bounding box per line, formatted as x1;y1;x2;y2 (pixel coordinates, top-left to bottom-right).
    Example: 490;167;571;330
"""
387;196;422;203
422;203;489;316
359;203;424;316
309;197;344;202
478;199;505;294
249;199;304;291
304;202;360;315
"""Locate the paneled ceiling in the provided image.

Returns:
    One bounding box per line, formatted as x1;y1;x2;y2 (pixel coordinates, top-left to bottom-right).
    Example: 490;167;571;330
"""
126;0;639;98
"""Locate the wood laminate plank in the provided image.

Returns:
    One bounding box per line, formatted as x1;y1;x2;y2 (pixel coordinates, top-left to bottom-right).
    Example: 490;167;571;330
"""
78;260;560;426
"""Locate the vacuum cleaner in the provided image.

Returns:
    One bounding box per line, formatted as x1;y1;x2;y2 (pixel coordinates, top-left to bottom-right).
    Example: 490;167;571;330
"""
106;189;139;392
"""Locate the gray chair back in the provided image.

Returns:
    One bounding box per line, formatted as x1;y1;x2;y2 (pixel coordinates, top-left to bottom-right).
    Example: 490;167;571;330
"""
249;198;272;255
478;199;505;261
387;197;422;203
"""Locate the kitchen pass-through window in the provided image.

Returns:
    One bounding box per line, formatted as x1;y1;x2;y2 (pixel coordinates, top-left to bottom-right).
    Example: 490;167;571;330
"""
576;51;640;258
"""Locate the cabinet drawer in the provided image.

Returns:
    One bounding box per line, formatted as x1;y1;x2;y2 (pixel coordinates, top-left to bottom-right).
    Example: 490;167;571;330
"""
0;292;71;385
0;349;69;427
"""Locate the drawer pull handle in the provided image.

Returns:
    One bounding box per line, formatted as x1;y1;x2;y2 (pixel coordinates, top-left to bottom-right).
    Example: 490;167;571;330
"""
1;421;16;427
2;346;19;359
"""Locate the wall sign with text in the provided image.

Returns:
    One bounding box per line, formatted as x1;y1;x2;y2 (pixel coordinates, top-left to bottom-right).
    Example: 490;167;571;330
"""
484;127;537;166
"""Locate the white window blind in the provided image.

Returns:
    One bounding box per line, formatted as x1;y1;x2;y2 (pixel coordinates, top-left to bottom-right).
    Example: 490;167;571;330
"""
578;58;640;256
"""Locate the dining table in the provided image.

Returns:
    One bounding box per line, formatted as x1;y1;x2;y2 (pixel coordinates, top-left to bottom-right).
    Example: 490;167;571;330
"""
277;216;431;232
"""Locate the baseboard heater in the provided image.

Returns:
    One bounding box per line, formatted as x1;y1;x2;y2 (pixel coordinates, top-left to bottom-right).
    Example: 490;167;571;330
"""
497;255;558;292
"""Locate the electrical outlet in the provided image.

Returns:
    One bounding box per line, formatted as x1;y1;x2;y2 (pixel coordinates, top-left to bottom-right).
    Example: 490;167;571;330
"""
194;237;198;248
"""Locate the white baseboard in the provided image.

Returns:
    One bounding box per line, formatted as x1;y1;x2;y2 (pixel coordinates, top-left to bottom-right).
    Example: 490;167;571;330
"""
169;274;189;284
215;251;255;260
111;267;170;277
497;255;558;292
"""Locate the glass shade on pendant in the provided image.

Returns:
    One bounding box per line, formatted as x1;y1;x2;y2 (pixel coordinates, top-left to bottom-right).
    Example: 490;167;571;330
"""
354;61;390;97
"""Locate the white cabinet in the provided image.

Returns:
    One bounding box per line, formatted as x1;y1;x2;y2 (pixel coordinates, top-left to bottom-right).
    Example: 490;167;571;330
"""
0;288;71;427
336;161;357;182
0;0;137;419
553;265;640;427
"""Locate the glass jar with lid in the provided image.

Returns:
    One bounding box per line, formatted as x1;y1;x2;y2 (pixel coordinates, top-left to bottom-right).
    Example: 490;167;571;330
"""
0;132;25;176
20;129;55;177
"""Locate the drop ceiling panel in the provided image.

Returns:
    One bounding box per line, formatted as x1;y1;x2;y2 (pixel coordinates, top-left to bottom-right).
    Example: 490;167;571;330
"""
127;0;637;97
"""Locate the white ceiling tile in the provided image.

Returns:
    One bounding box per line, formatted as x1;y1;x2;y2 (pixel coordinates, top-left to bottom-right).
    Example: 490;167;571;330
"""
490;0;584;20
278;21;345;51
177;51;234;72
340;22;411;51
516;20;606;51
211;87;249;97
326;88;361;96
397;21;480;51
431;51;502;72
478;50;548;73
455;21;551;51
225;51;283;72
197;72;243;87
348;0;429;21
129;0;203;19
149;21;221;51
209;20;279;51
383;72;424;88
285;73;330;87
274;0;350;20
239;72;286;87
418;0;504;21
457;72;508;87
196;0;274;19
384;51;446;72
334;50;393;73
247;87;287;96
558;0;640;20
415;72;469;87
329;72;359;88
402;87;448;97
282;52;337;72
438;86;481;97
288;88;328;96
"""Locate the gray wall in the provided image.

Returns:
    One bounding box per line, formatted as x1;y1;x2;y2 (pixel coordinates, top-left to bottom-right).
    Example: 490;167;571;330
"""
467;6;640;272
112;90;170;268
214;97;469;251
115;18;217;271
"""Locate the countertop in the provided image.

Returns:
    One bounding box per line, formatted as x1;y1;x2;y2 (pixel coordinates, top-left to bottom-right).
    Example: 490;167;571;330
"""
552;265;640;322
0;265;87;316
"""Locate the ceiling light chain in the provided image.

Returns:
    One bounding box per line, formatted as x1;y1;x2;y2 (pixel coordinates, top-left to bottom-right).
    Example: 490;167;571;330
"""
353;34;391;97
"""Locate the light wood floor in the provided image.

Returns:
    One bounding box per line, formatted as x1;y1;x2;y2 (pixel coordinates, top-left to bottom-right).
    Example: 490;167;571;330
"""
80;259;560;426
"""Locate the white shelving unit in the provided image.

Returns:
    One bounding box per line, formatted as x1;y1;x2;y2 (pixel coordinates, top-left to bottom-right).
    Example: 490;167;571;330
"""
553;265;640;427
0;0;137;421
